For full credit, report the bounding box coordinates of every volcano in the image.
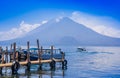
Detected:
[1,17,120,46]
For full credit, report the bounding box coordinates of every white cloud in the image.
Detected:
[0,20,47,41]
[55,16,63,22]
[41,20,48,24]
[70,11,120,38]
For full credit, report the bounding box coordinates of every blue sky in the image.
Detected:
[0,0,120,20]
[0,0,120,40]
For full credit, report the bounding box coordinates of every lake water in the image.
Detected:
[0,46,120,78]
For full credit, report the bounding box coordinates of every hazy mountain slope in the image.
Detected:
[0,17,120,46]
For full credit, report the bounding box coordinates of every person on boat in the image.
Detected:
[4,52,10,63]
[0,51,10,63]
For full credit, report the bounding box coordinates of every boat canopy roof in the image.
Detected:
[30,48,38,50]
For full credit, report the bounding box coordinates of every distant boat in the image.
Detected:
[77,47,86,52]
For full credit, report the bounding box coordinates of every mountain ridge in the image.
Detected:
[0,17,120,46]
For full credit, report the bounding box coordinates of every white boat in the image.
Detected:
[77,47,86,52]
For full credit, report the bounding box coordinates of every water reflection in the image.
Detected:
[0,66,66,78]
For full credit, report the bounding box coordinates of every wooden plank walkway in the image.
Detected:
[0,59,64,67]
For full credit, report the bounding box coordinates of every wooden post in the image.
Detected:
[61,52,67,69]
[62,52,65,61]
[37,39,40,61]
[0,46,2,53]
[50,46,56,69]
[5,46,8,73]
[37,39,42,70]
[0,46,2,74]
[51,46,54,60]
[27,41,30,62]
[0,46,1,61]
[10,44,12,62]
[10,44,12,52]
[0,47,2,57]
[13,43,16,61]
[26,41,31,71]
[40,46,43,60]
[0,67,2,75]
[6,46,8,63]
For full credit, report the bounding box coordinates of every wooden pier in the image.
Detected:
[0,39,67,74]
[0,59,64,67]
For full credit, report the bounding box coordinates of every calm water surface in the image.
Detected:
[0,46,120,78]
